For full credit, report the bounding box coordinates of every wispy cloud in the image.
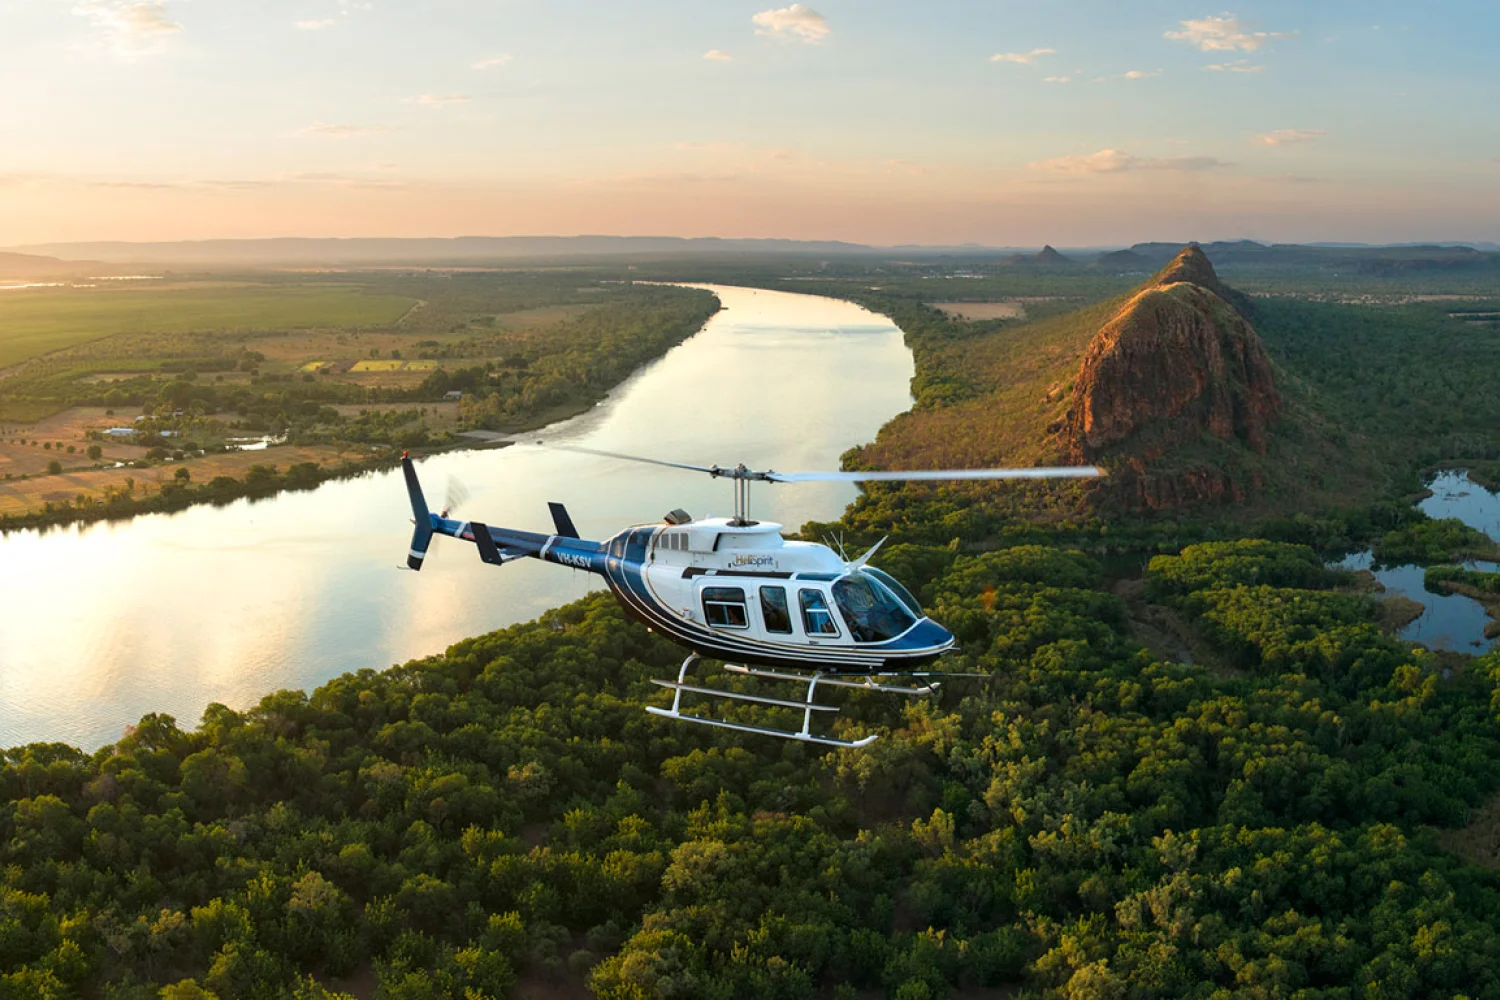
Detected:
[294,122,391,138]
[1205,58,1265,72]
[1093,69,1162,83]
[1166,14,1296,52]
[1043,76,1072,83]
[752,4,830,44]
[292,1,369,32]
[990,48,1055,64]
[703,49,734,62]
[472,54,512,69]
[72,0,182,54]
[1255,129,1327,146]
[405,95,469,106]
[1031,148,1227,174]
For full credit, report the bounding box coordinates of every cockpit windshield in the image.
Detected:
[832,571,918,643]
[864,567,924,617]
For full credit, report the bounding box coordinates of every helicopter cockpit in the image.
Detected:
[830,568,923,643]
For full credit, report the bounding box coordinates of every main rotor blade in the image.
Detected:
[538,443,724,477]
[765,466,1105,483]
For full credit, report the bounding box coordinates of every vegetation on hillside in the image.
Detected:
[6,533,1500,998]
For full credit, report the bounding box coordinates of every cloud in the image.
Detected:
[1205,58,1265,72]
[1031,148,1227,174]
[472,54,512,69]
[72,0,182,54]
[405,95,470,106]
[1043,76,1072,83]
[1255,129,1327,146]
[752,4,829,44]
[1166,14,1296,52]
[294,122,391,138]
[292,2,369,32]
[702,49,734,62]
[990,48,1055,64]
[1093,69,1162,82]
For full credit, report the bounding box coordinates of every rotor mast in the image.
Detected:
[707,463,764,526]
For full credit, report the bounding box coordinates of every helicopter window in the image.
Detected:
[759,586,793,634]
[799,589,840,636]
[702,587,749,629]
[833,572,917,643]
[864,567,925,617]
[609,535,627,559]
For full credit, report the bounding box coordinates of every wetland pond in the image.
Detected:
[0,286,915,749]
[1335,470,1500,654]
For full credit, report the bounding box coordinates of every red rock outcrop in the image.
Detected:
[1067,246,1281,505]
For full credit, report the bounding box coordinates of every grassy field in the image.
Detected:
[0,283,416,368]
[0,442,366,516]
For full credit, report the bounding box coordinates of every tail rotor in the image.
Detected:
[441,475,470,519]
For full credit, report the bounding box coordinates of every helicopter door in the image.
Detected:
[757,586,794,635]
[798,588,841,638]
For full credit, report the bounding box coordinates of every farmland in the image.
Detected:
[0,282,415,369]
[0,272,720,527]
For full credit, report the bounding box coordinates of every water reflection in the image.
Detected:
[1336,470,1500,654]
[0,286,915,750]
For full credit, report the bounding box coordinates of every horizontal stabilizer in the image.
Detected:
[469,522,505,565]
[467,522,529,566]
[548,502,580,539]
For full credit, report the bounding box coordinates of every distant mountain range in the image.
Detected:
[0,251,107,280]
[4,236,1497,268]
[5,236,916,266]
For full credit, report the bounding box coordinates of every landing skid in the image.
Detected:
[646,654,940,748]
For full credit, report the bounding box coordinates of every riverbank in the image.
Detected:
[0,280,720,533]
[0,301,721,534]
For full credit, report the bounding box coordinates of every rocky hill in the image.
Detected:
[851,244,1312,514]
[1064,246,1282,506]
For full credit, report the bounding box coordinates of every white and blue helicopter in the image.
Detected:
[401,447,1101,747]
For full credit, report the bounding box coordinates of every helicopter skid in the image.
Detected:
[645,707,877,748]
[723,664,940,696]
[648,653,941,748]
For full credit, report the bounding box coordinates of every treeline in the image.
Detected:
[422,287,719,431]
[6,533,1500,997]
[0,461,379,535]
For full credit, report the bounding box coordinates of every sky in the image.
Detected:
[1,0,1496,246]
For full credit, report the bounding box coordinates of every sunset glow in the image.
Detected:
[2,0,1496,245]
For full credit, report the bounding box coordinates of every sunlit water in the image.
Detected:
[1336,471,1500,653]
[0,286,914,749]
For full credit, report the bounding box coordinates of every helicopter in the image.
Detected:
[400,446,1102,747]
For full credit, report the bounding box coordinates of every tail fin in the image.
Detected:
[548,502,580,539]
[402,454,435,570]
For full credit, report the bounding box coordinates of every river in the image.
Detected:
[0,286,915,750]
